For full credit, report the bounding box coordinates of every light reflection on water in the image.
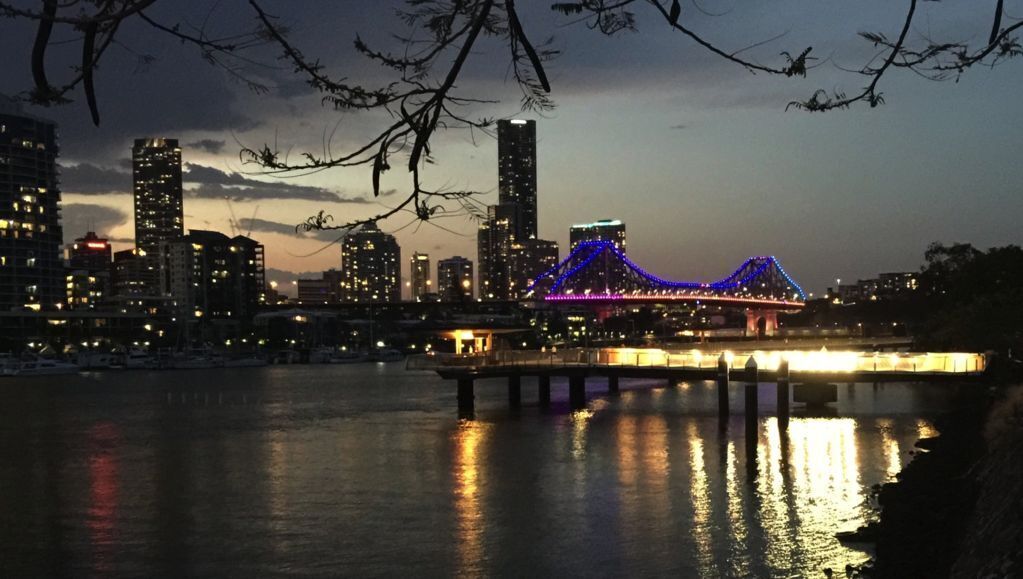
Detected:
[0,367,958,577]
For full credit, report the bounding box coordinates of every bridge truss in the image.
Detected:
[526,241,806,308]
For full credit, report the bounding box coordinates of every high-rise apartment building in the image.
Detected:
[159,229,265,320]
[0,96,64,311]
[509,239,559,298]
[568,219,628,293]
[410,252,431,301]
[340,222,401,303]
[132,138,183,255]
[569,219,627,252]
[437,256,473,302]
[66,231,113,310]
[497,119,537,241]
[478,204,517,300]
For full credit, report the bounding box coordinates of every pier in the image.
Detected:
[408,347,988,416]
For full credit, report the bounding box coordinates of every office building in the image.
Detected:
[0,96,64,311]
[437,256,474,301]
[339,222,401,303]
[569,219,627,252]
[132,138,183,254]
[410,252,431,301]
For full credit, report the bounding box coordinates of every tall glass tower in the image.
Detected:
[132,138,183,254]
[497,119,537,241]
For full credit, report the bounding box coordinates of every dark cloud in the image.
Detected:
[240,217,347,242]
[61,203,129,240]
[185,139,228,154]
[184,163,379,203]
[669,124,688,130]
[59,163,131,195]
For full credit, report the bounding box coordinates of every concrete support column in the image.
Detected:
[508,375,521,408]
[717,354,730,420]
[744,356,759,434]
[608,374,620,394]
[457,377,474,412]
[569,375,586,410]
[777,360,790,426]
[538,375,551,407]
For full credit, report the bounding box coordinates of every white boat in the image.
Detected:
[329,350,368,364]
[308,347,334,364]
[172,355,225,370]
[77,351,118,370]
[368,348,405,363]
[121,347,157,369]
[8,355,80,376]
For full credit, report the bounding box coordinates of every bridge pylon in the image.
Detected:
[745,309,779,339]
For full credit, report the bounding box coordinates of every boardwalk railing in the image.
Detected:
[407,347,987,375]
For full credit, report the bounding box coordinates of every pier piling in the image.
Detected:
[569,375,586,409]
[457,377,475,412]
[777,360,790,426]
[508,375,521,408]
[717,354,730,419]
[538,375,551,406]
[744,356,759,433]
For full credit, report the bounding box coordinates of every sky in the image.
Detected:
[2,0,1022,296]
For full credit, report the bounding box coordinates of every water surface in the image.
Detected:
[0,364,954,577]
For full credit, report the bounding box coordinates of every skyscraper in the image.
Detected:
[497,119,537,241]
[569,219,628,293]
[437,256,473,301]
[340,222,401,303]
[132,138,183,255]
[478,204,517,300]
[0,96,63,311]
[410,251,431,301]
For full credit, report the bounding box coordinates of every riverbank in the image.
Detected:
[858,384,1023,578]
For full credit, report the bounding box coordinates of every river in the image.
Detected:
[0,363,959,577]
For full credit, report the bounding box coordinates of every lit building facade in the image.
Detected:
[569,219,628,293]
[410,252,431,301]
[132,138,183,255]
[478,203,517,300]
[437,256,474,301]
[497,119,537,241]
[112,248,159,300]
[0,97,64,311]
[509,239,559,298]
[159,230,266,320]
[340,222,401,303]
[66,231,113,310]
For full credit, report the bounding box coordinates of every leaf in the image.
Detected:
[669,0,682,25]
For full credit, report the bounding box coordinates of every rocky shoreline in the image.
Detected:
[843,384,1023,578]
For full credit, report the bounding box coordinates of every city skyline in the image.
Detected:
[1,1,1021,296]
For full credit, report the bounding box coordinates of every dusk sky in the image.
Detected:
[3,0,1021,296]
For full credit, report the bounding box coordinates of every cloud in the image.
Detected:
[185,139,227,154]
[669,123,688,130]
[184,162,380,203]
[239,217,347,242]
[61,203,130,240]
[59,163,131,195]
